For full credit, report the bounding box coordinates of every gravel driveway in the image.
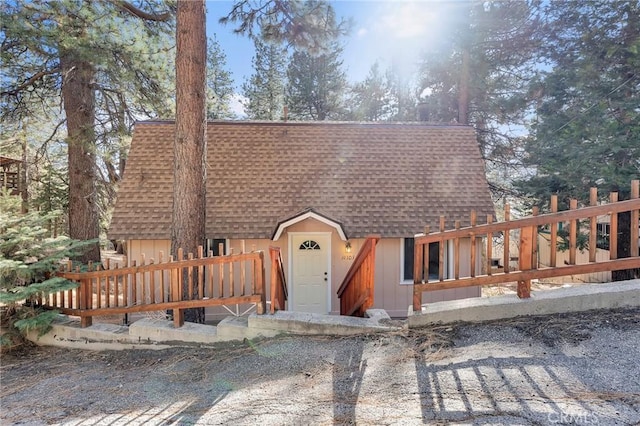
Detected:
[2,308,639,425]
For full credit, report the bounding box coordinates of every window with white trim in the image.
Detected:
[299,240,321,250]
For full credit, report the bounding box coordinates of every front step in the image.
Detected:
[216,316,281,340]
[248,309,399,336]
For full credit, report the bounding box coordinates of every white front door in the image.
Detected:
[291,234,330,314]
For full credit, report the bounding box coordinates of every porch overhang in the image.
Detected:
[271,209,348,241]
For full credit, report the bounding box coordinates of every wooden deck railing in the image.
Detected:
[1,171,18,194]
[269,246,288,313]
[44,246,267,328]
[413,180,640,312]
[337,235,380,317]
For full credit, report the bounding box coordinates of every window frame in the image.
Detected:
[400,237,448,285]
[204,238,228,256]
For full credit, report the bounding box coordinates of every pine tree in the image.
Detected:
[242,37,287,120]
[220,0,350,54]
[206,34,236,119]
[386,63,418,122]
[418,0,542,196]
[172,0,207,323]
[516,0,639,280]
[0,193,88,349]
[286,42,348,120]
[348,62,392,121]
[1,1,175,263]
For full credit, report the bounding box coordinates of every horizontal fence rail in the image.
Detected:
[42,245,267,327]
[413,180,640,312]
[337,235,380,317]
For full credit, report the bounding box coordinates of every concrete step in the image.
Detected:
[216,316,280,340]
[248,309,400,336]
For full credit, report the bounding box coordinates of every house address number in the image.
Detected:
[341,255,355,261]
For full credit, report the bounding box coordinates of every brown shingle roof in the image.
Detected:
[108,121,494,240]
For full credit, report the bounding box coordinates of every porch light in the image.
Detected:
[345,241,352,253]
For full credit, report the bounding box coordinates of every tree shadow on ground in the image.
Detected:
[332,338,366,425]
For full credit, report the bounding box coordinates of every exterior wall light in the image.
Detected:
[345,241,352,253]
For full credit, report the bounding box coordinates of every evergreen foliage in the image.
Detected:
[286,41,348,120]
[221,0,351,54]
[515,0,639,280]
[517,0,639,205]
[206,34,236,119]
[242,37,287,120]
[347,62,392,121]
[1,0,175,262]
[0,193,89,348]
[418,0,542,196]
[386,64,418,122]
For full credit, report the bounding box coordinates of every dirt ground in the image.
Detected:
[2,307,639,425]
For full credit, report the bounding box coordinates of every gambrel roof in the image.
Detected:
[108,120,494,240]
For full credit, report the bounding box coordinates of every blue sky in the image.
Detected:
[206,1,456,92]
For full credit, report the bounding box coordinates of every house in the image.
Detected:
[0,156,21,196]
[108,120,495,318]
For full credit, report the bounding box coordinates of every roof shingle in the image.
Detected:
[108,121,495,240]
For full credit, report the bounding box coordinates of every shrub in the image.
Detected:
[0,192,90,350]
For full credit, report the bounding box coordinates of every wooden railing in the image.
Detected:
[44,246,267,328]
[337,235,380,317]
[269,246,288,313]
[1,171,18,194]
[413,180,640,312]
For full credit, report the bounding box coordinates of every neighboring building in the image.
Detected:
[0,155,21,196]
[108,121,494,318]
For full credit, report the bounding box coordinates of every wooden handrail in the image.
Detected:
[337,235,380,317]
[269,246,287,314]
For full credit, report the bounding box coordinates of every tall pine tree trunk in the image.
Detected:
[172,0,207,323]
[60,53,101,263]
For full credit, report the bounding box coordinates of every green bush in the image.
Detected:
[0,192,90,349]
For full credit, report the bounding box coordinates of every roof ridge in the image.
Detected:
[134,119,472,129]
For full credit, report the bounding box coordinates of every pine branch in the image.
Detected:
[114,0,172,22]
[1,68,60,97]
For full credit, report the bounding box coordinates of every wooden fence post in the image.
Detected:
[80,279,92,327]
[257,251,266,314]
[589,188,598,263]
[413,241,424,312]
[550,195,558,267]
[518,225,534,299]
[171,257,184,327]
[504,204,511,273]
[270,248,279,314]
[631,180,639,258]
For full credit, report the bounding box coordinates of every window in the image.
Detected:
[205,238,227,256]
[596,223,610,250]
[402,238,415,281]
[299,240,321,250]
[401,238,440,283]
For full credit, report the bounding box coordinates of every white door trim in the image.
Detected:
[288,232,332,313]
